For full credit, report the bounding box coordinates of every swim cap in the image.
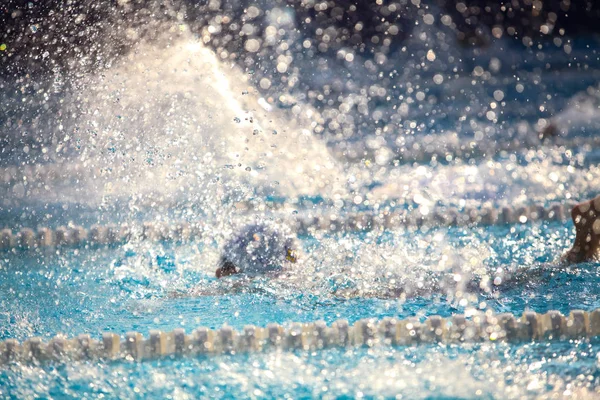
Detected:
[219,221,299,275]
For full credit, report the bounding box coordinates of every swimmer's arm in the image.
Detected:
[562,196,600,264]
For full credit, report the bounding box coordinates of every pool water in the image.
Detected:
[1,221,600,398]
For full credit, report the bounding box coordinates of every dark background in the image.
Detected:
[2,0,599,79]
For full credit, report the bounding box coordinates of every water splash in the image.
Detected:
[41,29,347,214]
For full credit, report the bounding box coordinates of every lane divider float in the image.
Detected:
[0,202,574,251]
[0,309,597,365]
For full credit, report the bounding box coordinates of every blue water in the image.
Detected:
[1,221,600,397]
[0,222,586,339]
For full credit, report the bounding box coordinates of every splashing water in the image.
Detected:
[2,0,600,397]
[14,30,346,213]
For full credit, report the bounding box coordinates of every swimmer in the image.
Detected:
[564,194,600,263]
[213,195,600,283]
[215,221,299,278]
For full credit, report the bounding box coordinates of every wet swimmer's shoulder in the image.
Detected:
[563,194,600,264]
[215,222,300,278]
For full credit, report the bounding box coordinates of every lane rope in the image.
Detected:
[0,309,597,365]
[0,202,574,251]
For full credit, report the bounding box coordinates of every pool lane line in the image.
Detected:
[0,201,574,252]
[0,309,597,365]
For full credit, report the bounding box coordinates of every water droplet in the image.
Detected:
[260,78,271,89]
[244,38,260,53]
[426,49,436,62]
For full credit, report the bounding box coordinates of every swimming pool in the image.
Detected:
[1,215,600,398]
[3,0,600,398]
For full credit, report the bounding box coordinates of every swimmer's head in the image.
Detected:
[215,221,299,278]
[215,259,238,278]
